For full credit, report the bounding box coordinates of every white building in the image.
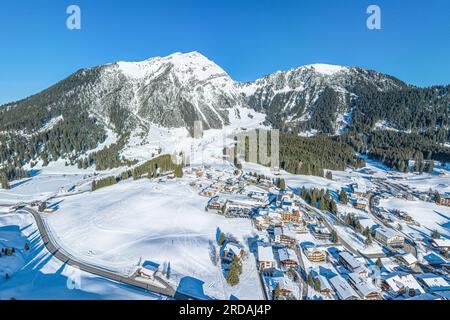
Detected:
[138,261,160,279]
[348,273,380,300]
[329,275,359,300]
[383,274,425,296]
[339,252,362,271]
[375,228,405,247]
[277,248,299,268]
[257,246,276,270]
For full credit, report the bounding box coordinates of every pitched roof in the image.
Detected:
[277,248,299,264]
[257,246,275,263]
[348,273,380,298]
[142,260,160,272]
[399,253,418,265]
[431,238,450,247]
[339,251,362,270]
[384,274,425,294]
[329,275,359,300]
[415,274,450,292]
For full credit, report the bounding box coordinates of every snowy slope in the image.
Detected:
[44,177,264,300]
[0,211,164,300]
[238,64,406,134]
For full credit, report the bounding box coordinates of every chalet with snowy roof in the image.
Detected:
[353,198,368,211]
[206,196,223,211]
[422,252,447,267]
[138,260,160,279]
[339,252,363,272]
[440,193,450,207]
[329,275,359,300]
[415,274,450,293]
[429,238,450,251]
[351,182,368,197]
[311,225,331,240]
[396,253,418,267]
[281,197,294,210]
[273,227,296,246]
[270,276,297,298]
[277,248,299,268]
[378,257,400,273]
[254,216,271,231]
[317,275,333,296]
[257,245,276,270]
[348,273,381,300]
[303,246,327,262]
[382,273,425,297]
[375,228,405,247]
[220,242,244,262]
[405,293,442,300]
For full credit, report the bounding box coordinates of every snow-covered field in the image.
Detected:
[0,121,449,300]
[0,171,87,205]
[380,198,450,239]
[44,177,264,300]
[0,211,164,300]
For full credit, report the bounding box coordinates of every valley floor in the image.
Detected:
[0,152,449,300]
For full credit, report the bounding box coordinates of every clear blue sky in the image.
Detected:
[0,0,449,104]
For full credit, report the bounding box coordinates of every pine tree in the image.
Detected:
[319,196,327,210]
[273,283,281,300]
[331,230,339,243]
[431,229,441,239]
[0,174,9,190]
[364,235,373,247]
[218,233,226,246]
[307,272,314,287]
[232,255,243,275]
[435,192,442,205]
[175,165,183,178]
[166,262,171,280]
[314,278,321,292]
[427,160,435,173]
[363,227,371,238]
[279,179,286,190]
[227,256,241,286]
[330,200,338,215]
[376,258,383,270]
[339,189,348,204]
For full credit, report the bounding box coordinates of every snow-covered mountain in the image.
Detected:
[238,64,408,134]
[1,52,255,134]
[106,51,250,129]
[0,51,448,175]
[1,52,410,136]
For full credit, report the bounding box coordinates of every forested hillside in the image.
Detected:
[0,110,106,180]
[235,130,365,177]
[345,130,450,172]
[351,85,449,139]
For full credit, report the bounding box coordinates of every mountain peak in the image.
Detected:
[304,63,348,76]
[114,51,228,84]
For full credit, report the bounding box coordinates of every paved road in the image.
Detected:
[302,201,387,259]
[20,206,189,300]
[294,247,309,300]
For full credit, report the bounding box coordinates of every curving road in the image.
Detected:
[20,206,185,300]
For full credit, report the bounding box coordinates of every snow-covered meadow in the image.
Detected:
[0,210,164,300]
[44,177,264,300]
[380,198,450,239]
